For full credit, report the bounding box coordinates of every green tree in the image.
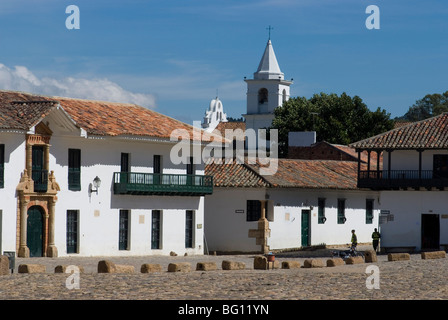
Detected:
[402,91,448,121]
[271,92,394,157]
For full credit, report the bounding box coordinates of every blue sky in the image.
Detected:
[0,0,447,124]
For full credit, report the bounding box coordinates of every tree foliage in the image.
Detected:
[271,92,394,157]
[401,91,448,121]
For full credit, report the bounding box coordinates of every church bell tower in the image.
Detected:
[243,34,293,135]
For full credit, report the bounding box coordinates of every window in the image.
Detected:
[120,153,130,184]
[247,200,261,221]
[187,157,195,185]
[187,156,194,175]
[337,199,346,224]
[246,200,270,221]
[318,198,326,224]
[66,210,79,254]
[433,155,448,178]
[151,210,161,249]
[258,88,268,104]
[185,210,194,248]
[32,146,47,192]
[0,144,4,188]
[366,199,374,224]
[154,155,161,184]
[119,210,129,250]
[153,155,161,174]
[68,149,81,191]
[121,153,130,172]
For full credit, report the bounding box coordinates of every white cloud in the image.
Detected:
[0,63,156,109]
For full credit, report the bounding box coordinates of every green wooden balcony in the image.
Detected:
[113,172,213,196]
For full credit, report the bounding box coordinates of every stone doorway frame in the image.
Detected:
[16,131,60,258]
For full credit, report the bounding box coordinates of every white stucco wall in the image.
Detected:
[0,132,26,254]
[48,135,205,257]
[204,188,266,253]
[378,190,448,251]
[384,149,448,171]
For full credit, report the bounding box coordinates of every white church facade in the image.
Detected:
[202,96,228,132]
[0,90,219,258]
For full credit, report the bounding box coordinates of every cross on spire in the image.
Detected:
[266,25,273,40]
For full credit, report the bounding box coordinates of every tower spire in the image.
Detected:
[254,36,283,80]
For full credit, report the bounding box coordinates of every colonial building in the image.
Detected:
[204,158,380,253]
[350,112,448,252]
[0,90,219,258]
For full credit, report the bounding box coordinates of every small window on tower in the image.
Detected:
[258,88,268,104]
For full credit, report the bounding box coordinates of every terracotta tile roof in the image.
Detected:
[330,144,382,169]
[0,91,55,130]
[0,90,224,143]
[206,158,367,190]
[350,112,448,150]
[252,159,360,190]
[393,120,414,129]
[205,158,270,188]
[289,140,379,163]
[213,121,246,141]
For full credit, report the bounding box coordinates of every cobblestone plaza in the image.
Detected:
[1,250,447,300]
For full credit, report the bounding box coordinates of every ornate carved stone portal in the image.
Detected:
[16,129,60,258]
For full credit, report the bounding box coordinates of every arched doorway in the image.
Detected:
[27,206,44,257]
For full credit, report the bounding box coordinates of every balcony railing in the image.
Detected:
[358,170,448,189]
[113,172,213,196]
[32,169,48,192]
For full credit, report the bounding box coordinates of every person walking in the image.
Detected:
[372,228,381,253]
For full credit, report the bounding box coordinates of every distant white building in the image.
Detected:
[202,97,228,132]
[205,158,379,253]
[0,90,220,258]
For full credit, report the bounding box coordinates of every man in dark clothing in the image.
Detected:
[372,228,381,252]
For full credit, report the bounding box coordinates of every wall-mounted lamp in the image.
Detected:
[89,176,102,195]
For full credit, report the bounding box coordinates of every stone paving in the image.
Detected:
[1,247,448,300]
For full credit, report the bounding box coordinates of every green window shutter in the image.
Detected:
[366,199,374,224]
[68,149,81,191]
[337,199,346,224]
[318,198,326,224]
